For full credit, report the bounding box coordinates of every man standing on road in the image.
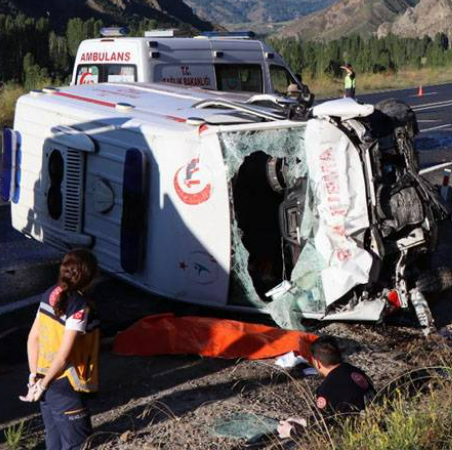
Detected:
[341,63,356,99]
[278,336,375,438]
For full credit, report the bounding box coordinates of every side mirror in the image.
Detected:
[295,73,302,83]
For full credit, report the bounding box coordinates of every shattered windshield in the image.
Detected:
[219,126,327,329]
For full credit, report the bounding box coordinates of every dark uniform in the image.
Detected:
[316,363,375,416]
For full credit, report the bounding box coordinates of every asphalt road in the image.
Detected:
[359,82,452,134]
[357,83,452,174]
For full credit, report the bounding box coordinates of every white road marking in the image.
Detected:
[418,119,441,123]
[413,100,452,112]
[413,99,452,109]
[416,103,452,112]
[420,161,452,175]
[420,124,452,133]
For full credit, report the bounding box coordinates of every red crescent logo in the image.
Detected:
[80,72,94,85]
[173,159,212,205]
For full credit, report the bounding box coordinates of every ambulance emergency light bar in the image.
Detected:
[100,27,129,37]
[144,29,184,38]
[199,31,256,39]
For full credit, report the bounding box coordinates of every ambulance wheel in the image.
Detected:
[416,267,452,294]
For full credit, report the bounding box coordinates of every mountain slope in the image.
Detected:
[0,0,213,31]
[378,0,452,39]
[183,0,338,25]
[280,0,418,40]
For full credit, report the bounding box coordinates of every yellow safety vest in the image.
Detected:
[37,289,100,393]
[345,72,356,89]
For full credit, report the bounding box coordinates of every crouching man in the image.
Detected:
[278,336,375,438]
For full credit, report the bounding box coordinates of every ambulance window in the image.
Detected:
[76,65,101,84]
[106,65,136,83]
[270,65,298,95]
[215,64,262,93]
[75,64,137,84]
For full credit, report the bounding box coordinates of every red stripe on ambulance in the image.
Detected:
[54,92,187,123]
[55,92,116,108]
[165,115,187,123]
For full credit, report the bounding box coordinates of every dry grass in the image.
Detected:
[7,341,452,450]
[254,368,452,450]
[305,67,452,99]
[279,344,452,450]
[337,383,452,450]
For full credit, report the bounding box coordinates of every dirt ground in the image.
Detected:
[2,273,452,450]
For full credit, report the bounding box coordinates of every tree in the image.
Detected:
[23,53,50,91]
[66,18,86,58]
[49,32,69,73]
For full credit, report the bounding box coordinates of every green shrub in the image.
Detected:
[0,82,26,128]
[4,420,25,450]
[289,368,452,450]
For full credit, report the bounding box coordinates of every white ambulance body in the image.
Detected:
[72,32,301,95]
[5,81,445,330]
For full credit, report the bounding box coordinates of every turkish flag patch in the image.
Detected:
[316,396,327,409]
[73,310,85,321]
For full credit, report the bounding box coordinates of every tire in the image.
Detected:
[416,267,452,294]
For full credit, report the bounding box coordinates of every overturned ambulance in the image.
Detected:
[2,83,449,332]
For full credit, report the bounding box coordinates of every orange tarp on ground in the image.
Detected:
[113,313,318,361]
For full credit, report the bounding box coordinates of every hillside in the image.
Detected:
[0,0,213,31]
[280,0,419,40]
[183,0,337,25]
[378,0,452,39]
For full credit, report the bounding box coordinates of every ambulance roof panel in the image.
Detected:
[79,37,268,51]
[20,83,284,132]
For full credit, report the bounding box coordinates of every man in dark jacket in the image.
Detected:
[311,336,375,415]
[278,336,375,438]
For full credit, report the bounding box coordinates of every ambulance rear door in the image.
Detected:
[72,39,142,85]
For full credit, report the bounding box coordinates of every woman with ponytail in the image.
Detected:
[21,249,100,450]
